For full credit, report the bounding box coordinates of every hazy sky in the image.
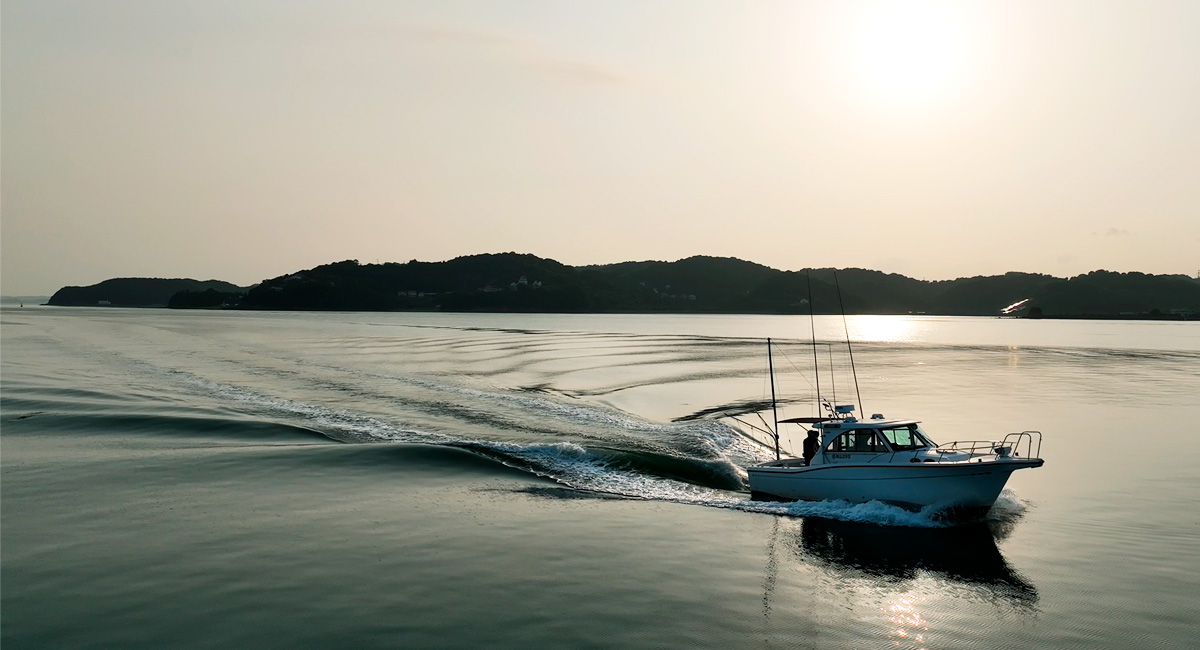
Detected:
[3,0,1198,294]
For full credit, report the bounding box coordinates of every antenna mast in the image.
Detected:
[767,338,780,461]
[833,271,864,415]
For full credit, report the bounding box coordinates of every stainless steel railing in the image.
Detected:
[934,431,1042,461]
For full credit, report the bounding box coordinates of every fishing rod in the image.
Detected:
[767,338,780,461]
[833,270,864,416]
[805,270,821,416]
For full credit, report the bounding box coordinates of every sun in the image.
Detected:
[844,2,973,109]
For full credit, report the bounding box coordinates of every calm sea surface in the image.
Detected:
[3,308,1198,649]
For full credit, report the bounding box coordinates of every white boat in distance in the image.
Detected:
[747,410,1044,516]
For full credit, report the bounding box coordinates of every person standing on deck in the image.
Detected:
[803,430,820,466]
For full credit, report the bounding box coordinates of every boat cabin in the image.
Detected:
[814,417,936,460]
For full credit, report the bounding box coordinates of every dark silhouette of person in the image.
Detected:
[803,430,820,466]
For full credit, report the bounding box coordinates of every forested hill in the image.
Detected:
[226,254,1200,317]
[43,255,1200,316]
[47,278,245,307]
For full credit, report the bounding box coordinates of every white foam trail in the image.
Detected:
[744,499,948,527]
[987,489,1029,520]
[168,370,454,445]
[357,365,766,461]
[288,357,767,458]
[229,355,769,472]
[495,440,945,528]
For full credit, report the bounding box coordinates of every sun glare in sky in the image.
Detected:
[842,2,973,109]
[2,1,1198,294]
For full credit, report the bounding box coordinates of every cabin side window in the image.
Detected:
[826,429,885,453]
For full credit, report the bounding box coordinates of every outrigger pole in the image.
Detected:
[767,338,781,461]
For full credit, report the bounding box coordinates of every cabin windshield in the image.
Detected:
[877,425,932,451]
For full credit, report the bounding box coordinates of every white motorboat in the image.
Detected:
[744,273,1045,516]
[747,410,1044,515]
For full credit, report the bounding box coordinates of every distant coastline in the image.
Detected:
[44,279,244,309]
[0,295,51,306]
[40,253,1200,320]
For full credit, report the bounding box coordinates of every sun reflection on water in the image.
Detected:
[885,593,930,649]
[847,315,923,344]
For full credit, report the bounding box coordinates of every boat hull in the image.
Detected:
[747,458,1044,512]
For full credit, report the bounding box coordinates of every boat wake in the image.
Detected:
[157,368,1025,529]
